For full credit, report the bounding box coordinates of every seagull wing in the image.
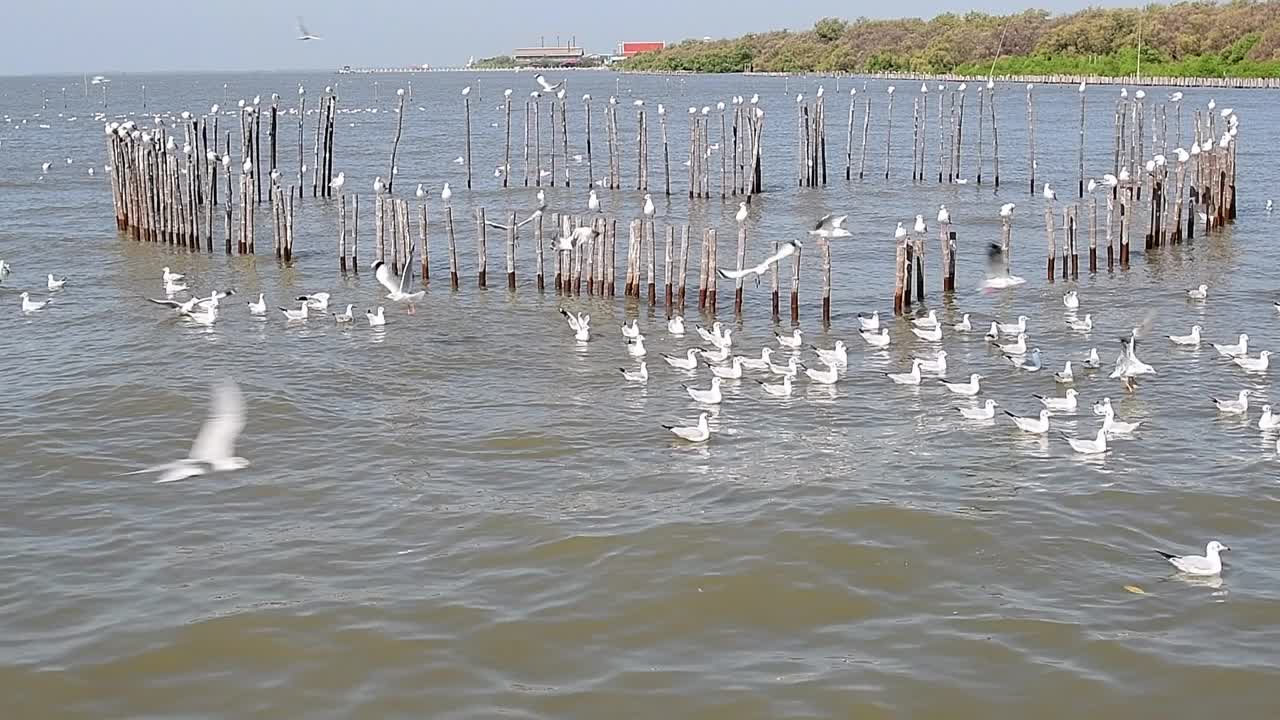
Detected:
[374,261,401,295]
[188,379,245,463]
[760,242,796,268]
[399,245,415,292]
[145,297,183,308]
[812,213,832,232]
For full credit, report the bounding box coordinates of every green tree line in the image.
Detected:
[623,2,1280,77]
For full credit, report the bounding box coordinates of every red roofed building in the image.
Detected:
[619,41,665,57]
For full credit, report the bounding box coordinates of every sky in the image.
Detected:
[0,0,1137,75]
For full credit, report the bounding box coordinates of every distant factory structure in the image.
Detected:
[618,41,666,57]
[505,36,666,67]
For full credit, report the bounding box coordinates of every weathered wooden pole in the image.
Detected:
[789,239,801,325]
[387,89,406,193]
[646,219,657,305]
[821,238,832,325]
[445,205,459,290]
[659,105,671,195]
[845,89,856,181]
[503,91,512,188]
[977,81,986,185]
[733,225,747,314]
[584,96,594,188]
[990,81,1001,189]
[859,86,871,181]
[664,225,675,313]
[1078,82,1086,198]
[884,86,895,180]
[677,224,689,309]
[506,210,517,289]
[893,236,906,316]
[463,89,473,189]
[1027,84,1036,196]
[534,211,545,291]
[697,227,709,309]
[419,201,429,283]
[1044,206,1056,281]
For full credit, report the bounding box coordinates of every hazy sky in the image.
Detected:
[1,1,1133,75]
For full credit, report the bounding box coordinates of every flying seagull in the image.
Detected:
[125,379,250,484]
[372,248,425,302]
[296,16,322,41]
[717,239,801,287]
[808,213,851,239]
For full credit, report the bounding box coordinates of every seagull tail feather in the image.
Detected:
[1154,550,1178,560]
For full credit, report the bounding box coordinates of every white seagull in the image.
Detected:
[279,302,309,321]
[775,329,803,348]
[1007,408,1051,435]
[1212,390,1250,415]
[1156,541,1229,577]
[1258,405,1280,432]
[246,293,267,316]
[366,306,387,327]
[126,379,249,483]
[1068,314,1094,332]
[738,347,774,370]
[333,304,354,323]
[296,292,330,311]
[46,274,67,291]
[802,361,839,385]
[808,214,851,239]
[887,359,923,386]
[1213,333,1249,358]
[19,292,50,313]
[1168,325,1201,346]
[441,183,452,202]
[960,399,998,420]
[684,377,724,405]
[1187,284,1208,300]
[758,375,794,398]
[560,309,591,342]
[858,311,880,331]
[708,356,744,380]
[912,325,943,342]
[735,202,749,224]
[620,361,649,383]
[1233,350,1272,373]
[941,374,983,396]
[1064,427,1108,455]
[296,16,322,41]
[860,328,891,348]
[1054,361,1075,384]
[662,348,700,370]
[667,315,686,336]
[954,313,972,332]
[664,412,710,442]
[717,239,801,287]
[1063,290,1079,309]
[1035,389,1079,413]
[911,309,939,330]
[812,341,848,367]
[620,319,641,339]
[372,255,425,302]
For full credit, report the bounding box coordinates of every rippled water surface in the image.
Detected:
[2,70,1280,718]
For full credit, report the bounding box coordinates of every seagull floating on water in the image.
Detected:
[911,310,939,330]
[296,292,330,311]
[953,313,972,332]
[1156,541,1229,576]
[758,375,794,398]
[802,361,839,385]
[1035,389,1079,413]
[1212,390,1250,415]
[20,292,50,313]
[667,315,685,336]
[46,274,67,291]
[707,356,743,380]
[664,412,710,442]
[960,399,998,420]
[620,361,649,383]
[1007,408,1051,435]
[1213,333,1249,358]
[887,359,923,385]
[685,377,723,405]
[1233,350,1272,373]
[1063,427,1108,455]
[1258,405,1280,431]
[860,328,891,348]
[858,311,880,331]
[1186,284,1208,300]
[279,302,309,321]
[366,306,386,327]
[1168,325,1202,346]
[812,341,848,367]
[1063,291,1079,310]
[662,348,700,370]
[332,304,354,323]
[560,308,590,342]
[776,329,803,349]
[1054,361,1075,384]
[941,373,983,396]
[247,293,267,316]
[620,319,641,339]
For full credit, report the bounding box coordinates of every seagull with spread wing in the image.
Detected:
[125,379,250,484]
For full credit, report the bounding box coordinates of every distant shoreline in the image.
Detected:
[616,69,1280,90]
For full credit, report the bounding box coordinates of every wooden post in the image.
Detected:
[646,219,657,305]
[677,225,690,310]
[664,225,675,314]
[990,83,1000,189]
[1000,213,1013,275]
[771,239,781,321]
[884,87,895,180]
[534,211,545,291]
[789,239,801,324]
[338,194,347,272]
[445,206,459,290]
[1068,206,1078,279]
[845,90,856,181]
[387,90,406,193]
[502,94,512,188]
[1089,196,1098,272]
[419,202,429,283]
[584,97,594,188]
[507,211,517,289]
[1027,84,1036,196]
[893,237,906,315]
[914,231,925,301]
[903,235,914,308]
[660,107,671,195]
[977,82,985,184]
[1106,192,1115,270]
[733,226,747,314]
[697,228,709,309]
[1044,206,1055,281]
[707,228,718,314]
[821,238,831,325]
[1078,84,1086,197]
[352,194,359,272]
[859,88,870,181]
[464,93,473,189]
[955,86,965,181]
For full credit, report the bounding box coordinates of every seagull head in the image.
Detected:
[1207,540,1230,554]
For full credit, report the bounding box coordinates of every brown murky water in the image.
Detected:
[2,71,1279,718]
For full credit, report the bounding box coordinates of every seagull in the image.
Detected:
[887,359,923,386]
[662,349,700,370]
[1009,348,1043,372]
[626,335,647,357]
[803,361,839,385]
[985,322,1000,340]
[914,350,947,375]
[1064,427,1108,455]
[560,308,591,342]
[1054,361,1075,384]
[1100,405,1143,435]
[1087,178,1097,193]
[1155,541,1229,576]
[708,356,743,380]
[894,222,907,241]
[1233,350,1272,373]
[642,194,655,218]
[996,333,1028,356]
[46,274,67,291]
[588,189,600,213]
[1213,333,1249,358]
[1007,408,1051,435]
[996,315,1029,335]
[1169,91,1183,102]
[296,16,322,41]
[1083,348,1102,369]
[161,267,184,283]
[620,361,649,383]
[1212,390,1250,415]
[415,184,425,199]
[960,399,998,420]
[1035,389,1079,413]
[332,304,354,323]
[535,74,564,93]
[685,377,723,405]
[812,341,848,367]
[858,311,880,331]
[279,302,309,321]
[667,315,686,336]
[769,356,801,378]
[441,183,452,202]
[163,279,188,296]
[738,347,774,370]
[125,379,249,483]
[758,375,794,398]
[1063,290,1079,309]
[860,328,891,348]
[941,374,983,396]
[696,323,724,344]
[1068,314,1094,332]
[937,204,950,224]
[911,310,940,330]
[372,253,425,303]
[19,292,50,312]
[373,176,385,194]
[296,292,330,311]
[735,202,749,224]
[620,319,641,339]
[1168,325,1202,346]
[1000,202,1016,217]
[808,214,851,239]
[246,293,267,316]
[663,412,710,443]
[1187,284,1208,300]
[552,225,599,253]
[1043,183,1057,201]
[717,239,801,287]
[366,306,387,327]
[329,172,345,191]
[1259,405,1280,431]
[181,305,218,326]
[700,345,731,363]
[912,325,942,342]
[953,313,972,332]
[775,329,803,348]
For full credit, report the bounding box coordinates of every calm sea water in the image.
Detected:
[2,69,1279,718]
